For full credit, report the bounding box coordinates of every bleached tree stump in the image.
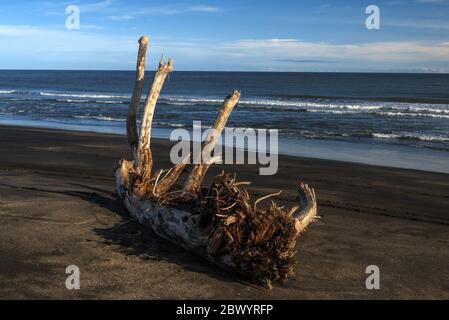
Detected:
[114,36,318,289]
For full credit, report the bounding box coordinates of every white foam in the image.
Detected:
[57,99,90,103]
[40,92,130,99]
[378,112,449,119]
[74,115,125,122]
[156,122,185,128]
[160,96,449,118]
[372,132,449,142]
[17,92,449,119]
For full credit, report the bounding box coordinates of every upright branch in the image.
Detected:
[155,90,240,197]
[136,58,174,183]
[127,36,149,159]
[183,90,241,197]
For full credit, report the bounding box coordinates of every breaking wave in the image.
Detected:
[73,115,126,122]
[40,91,130,99]
[371,132,449,142]
[0,90,446,120]
[2,89,448,149]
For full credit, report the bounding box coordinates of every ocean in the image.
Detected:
[1,70,448,172]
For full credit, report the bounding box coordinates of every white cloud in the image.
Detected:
[417,0,449,4]
[0,25,448,71]
[417,66,449,73]
[0,25,136,69]
[187,5,220,12]
[215,38,449,63]
[385,20,449,30]
[120,4,221,16]
[80,0,113,13]
[108,15,134,21]
[0,25,131,51]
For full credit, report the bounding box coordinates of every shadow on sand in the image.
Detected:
[0,181,258,288]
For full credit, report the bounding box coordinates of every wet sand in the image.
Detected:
[0,125,448,299]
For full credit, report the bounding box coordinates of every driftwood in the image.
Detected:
[115,36,318,289]
[127,36,148,158]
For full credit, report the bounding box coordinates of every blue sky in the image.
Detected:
[0,0,448,72]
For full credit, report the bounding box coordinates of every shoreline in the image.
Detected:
[0,125,448,298]
[1,120,448,175]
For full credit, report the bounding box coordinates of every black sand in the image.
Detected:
[0,125,448,299]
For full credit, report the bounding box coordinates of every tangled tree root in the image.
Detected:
[199,172,299,287]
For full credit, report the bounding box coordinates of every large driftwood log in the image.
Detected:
[115,36,318,289]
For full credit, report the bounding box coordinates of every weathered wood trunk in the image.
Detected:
[127,36,148,159]
[136,58,173,184]
[114,36,318,289]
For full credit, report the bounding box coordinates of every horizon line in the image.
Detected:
[0,68,448,75]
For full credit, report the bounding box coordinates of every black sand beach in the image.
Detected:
[0,125,448,299]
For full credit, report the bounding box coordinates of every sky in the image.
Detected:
[0,0,448,72]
